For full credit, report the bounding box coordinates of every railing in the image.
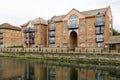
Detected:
[0,31,3,34]
[24,35,29,39]
[68,24,78,29]
[95,30,104,35]
[95,38,104,43]
[24,28,35,33]
[49,33,55,37]
[29,34,35,39]
[0,40,3,44]
[25,41,29,44]
[94,21,105,27]
[49,40,55,44]
[0,36,3,39]
[49,27,55,31]
[29,40,34,44]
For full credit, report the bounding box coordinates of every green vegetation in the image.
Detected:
[0,54,120,66]
[113,29,120,35]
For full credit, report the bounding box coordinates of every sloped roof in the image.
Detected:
[50,7,108,21]
[50,15,66,22]
[0,23,21,31]
[21,17,48,27]
[105,36,120,44]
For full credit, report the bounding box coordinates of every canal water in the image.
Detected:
[0,58,120,80]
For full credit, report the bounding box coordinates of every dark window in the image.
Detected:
[109,44,116,50]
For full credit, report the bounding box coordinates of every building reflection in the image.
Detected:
[0,58,120,80]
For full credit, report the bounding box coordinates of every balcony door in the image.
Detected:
[70,31,77,49]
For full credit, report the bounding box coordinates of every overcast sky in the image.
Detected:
[0,0,120,31]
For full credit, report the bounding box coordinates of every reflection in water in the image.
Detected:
[0,58,120,80]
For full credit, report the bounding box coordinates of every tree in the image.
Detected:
[113,29,120,35]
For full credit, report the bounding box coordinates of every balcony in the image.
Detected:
[24,28,35,33]
[49,40,55,44]
[29,34,35,39]
[95,30,104,35]
[0,31,3,34]
[49,27,55,31]
[49,33,55,37]
[0,41,3,44]
[68,24,78,29]
[29,40,34,44]
[95,38,104,43]
[24,35,29,39]
[0,36,3,39]
[25,41,29,44]
[94,21,105,27]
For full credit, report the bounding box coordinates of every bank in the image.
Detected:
[0,52,120,66]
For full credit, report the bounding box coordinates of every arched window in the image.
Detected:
[69,14,78,25]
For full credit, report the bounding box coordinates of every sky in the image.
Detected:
[0,0,120,31]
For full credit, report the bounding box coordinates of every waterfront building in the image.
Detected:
[48,6,113,50]
[21,17,48,48]
[0,23,21,48]
[21,6,113,50]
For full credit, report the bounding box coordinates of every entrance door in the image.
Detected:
[70,31,77,49]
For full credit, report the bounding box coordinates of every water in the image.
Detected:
[0,58,120,80]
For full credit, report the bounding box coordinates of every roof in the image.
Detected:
[21,17,48,27]
[50,7,108,21]
[50,15,66,22]
[0,23,21,31]
[105,36,120,44]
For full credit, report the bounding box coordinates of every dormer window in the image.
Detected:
[96,12,103,22]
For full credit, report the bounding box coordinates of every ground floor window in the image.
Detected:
[97,43,103,48]
[109,44,116,50]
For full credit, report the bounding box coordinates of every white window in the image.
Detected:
[88,27,92,31]
[64,23,67,27]
[96,35,103,40]
[69,14,78,26]
[80,35,84,40]
[80,21,85,25]
[63,30,67,33]
[79,43,86,47]
[97,43,103,48]
[88,35,92,39]
[80,28,85,32]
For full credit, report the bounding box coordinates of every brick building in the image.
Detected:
[0,23,22,48]
[21,17,48,48]
[22,6,113,49]
[48,6,113,50]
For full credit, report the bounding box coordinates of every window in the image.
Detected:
[63,30,67,33]
[80,28,85,32]
[79,43,86,47]
[109,44,116,50]
[96,35,103,40]
[63,43,68,47]
[80,35,84,40]
[64,23,67,27]
[97,43,103,48]
[80,20,85,25]
[96,16,103,22]
[88,35,92,39]
[64,37,67,40]
[88,27,92,31]
[87,43,93,47]
[69,14,78,25]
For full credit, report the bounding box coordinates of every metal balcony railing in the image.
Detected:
[94,21,105,27]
